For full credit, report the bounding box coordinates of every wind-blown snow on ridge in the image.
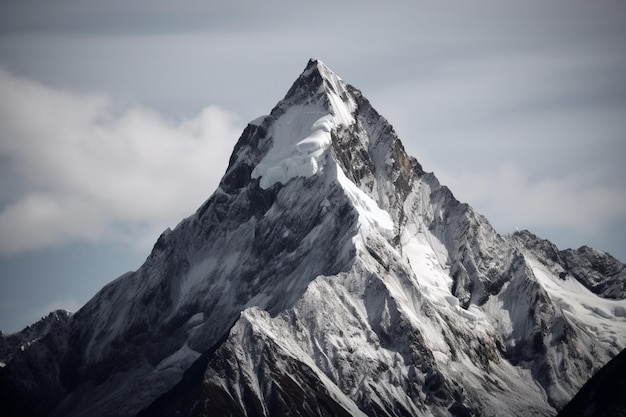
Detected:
[251,60,355,190]
[1,58,625,417]
[251,110,333,189]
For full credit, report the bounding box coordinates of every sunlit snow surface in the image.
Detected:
[336,166,394,232]
[526,256,626,347]
[252,61,355,190]
[251,108,333,189]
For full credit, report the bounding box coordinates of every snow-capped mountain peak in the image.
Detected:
[2,59,625,417]
[249,60,355,190]
[282,58,355,116]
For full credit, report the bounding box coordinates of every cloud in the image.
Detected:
[0,68,243,255]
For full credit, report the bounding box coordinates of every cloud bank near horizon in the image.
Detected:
[0,68,241,255]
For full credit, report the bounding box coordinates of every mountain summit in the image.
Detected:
[2,59,626,417]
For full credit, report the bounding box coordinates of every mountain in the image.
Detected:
[2,59,626,417]
[556,347,626,417]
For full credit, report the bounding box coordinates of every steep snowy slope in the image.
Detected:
[1,59,625,417]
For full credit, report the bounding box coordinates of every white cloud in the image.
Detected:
[0,68,243,255]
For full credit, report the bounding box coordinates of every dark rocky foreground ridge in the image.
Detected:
[556,348,626,417]
[1,59,625,417]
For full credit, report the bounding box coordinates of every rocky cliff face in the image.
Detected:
[1,59,625,417]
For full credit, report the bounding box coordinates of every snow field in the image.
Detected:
[252,60,356,191]
[251,107,332,189]
[526,255,626,348]
[401,228,483,326]
[154,342,200,372]
[336,166,394,232]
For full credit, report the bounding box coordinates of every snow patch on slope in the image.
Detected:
[401,228,484,326]
[251,60,355,190]
[252,108,333,189]
[336,166,393,232]
[402,231,452,299]
[155,342,200,372]
[526,256,626,348]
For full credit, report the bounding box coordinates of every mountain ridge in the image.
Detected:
[1,59,625,417]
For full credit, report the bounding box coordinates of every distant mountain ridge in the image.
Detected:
[1,59,625,417]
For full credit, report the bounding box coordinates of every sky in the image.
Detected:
[1,1,625,333]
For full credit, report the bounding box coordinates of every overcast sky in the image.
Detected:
[1,1,625,333]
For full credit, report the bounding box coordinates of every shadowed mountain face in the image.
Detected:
[556,348,626,417]
[2,59,625,417]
